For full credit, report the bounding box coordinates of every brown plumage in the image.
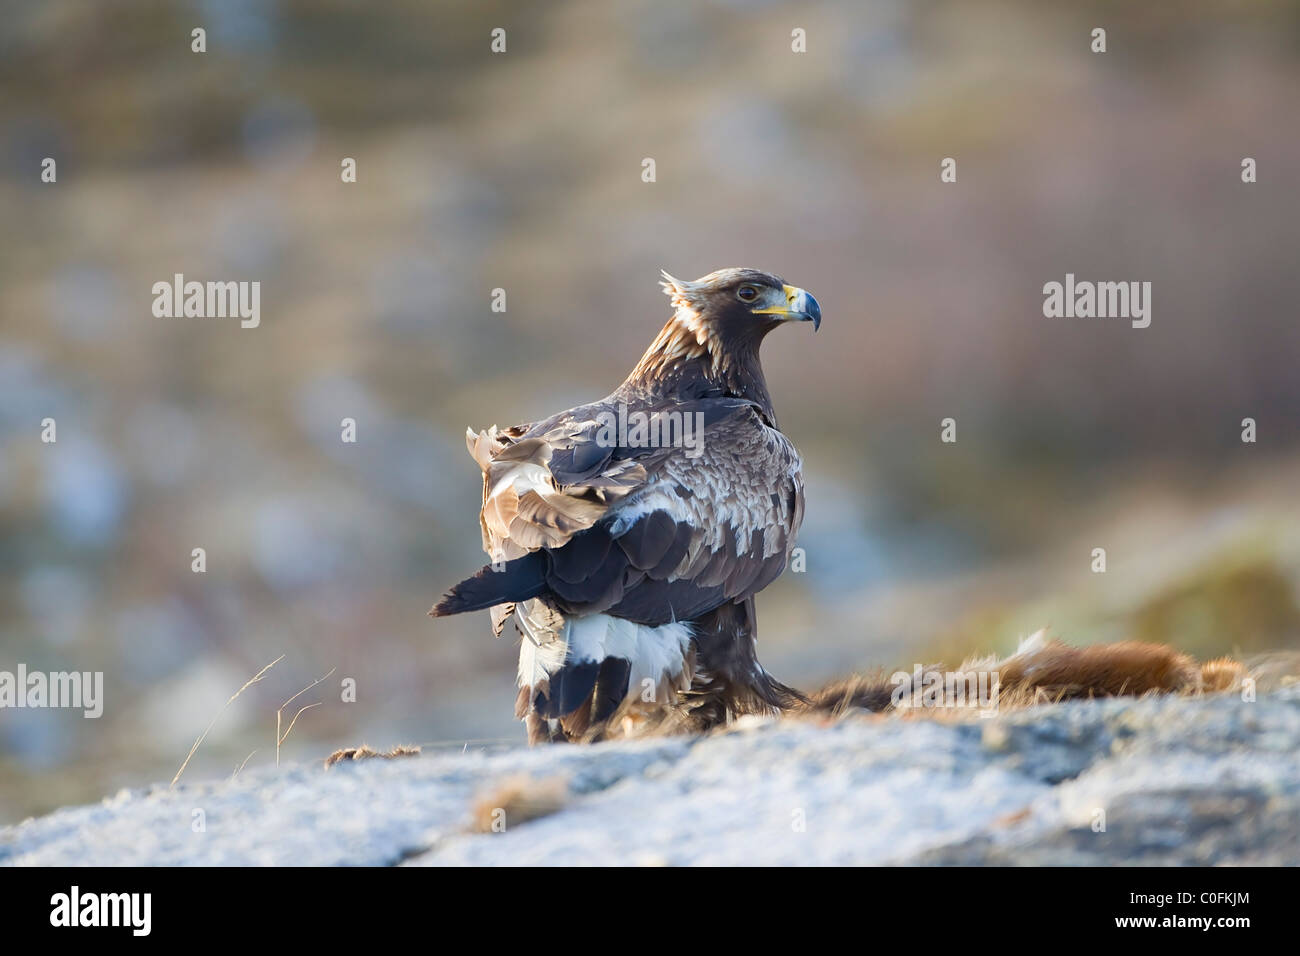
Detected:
[431,268,821,742]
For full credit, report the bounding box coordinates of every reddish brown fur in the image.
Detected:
[992,639,1201,700]
[323,744,421,768]
[805,666,944,716]
[802,635,1268,718]
[469,775,569,833]
[1200,657,1249,692]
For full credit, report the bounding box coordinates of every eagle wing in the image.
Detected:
[455,397,804,626]
[466,412,647,564]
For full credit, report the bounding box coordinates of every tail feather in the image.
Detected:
[429,552,547,617]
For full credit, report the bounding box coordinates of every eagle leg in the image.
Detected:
[683,598,806,731]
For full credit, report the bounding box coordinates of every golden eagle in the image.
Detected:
[431,268,821,743]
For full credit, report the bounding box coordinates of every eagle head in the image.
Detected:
[629,267,821,406]
[659,268,821,336]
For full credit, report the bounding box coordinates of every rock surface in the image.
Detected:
[3,688,1298,866]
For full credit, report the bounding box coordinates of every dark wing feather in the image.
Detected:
[434,399,805,626]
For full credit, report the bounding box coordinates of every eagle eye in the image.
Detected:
[737,285,759,302]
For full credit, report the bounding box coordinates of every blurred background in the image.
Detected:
[2,0,1299,822]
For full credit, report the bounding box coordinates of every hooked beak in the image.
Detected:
[754,284,822,331]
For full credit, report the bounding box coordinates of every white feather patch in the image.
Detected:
[515,610,693,701]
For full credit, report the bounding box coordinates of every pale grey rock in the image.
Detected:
[3,688,1298,866]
